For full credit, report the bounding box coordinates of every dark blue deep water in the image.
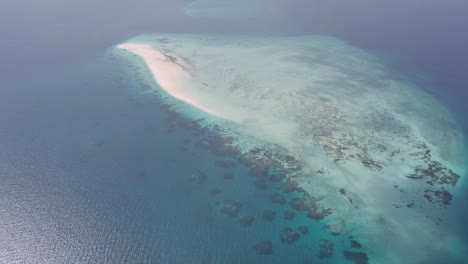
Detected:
[1,1,467,263]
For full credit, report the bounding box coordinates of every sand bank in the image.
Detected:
[112,35,467,263]
[116,43,228,119]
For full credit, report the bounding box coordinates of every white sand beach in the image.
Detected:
[116,43,226,119]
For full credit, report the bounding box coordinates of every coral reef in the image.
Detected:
[222,200,242,216]
[223,173,234,180]
[191,170,207,184]
[323,220,345,236]
[406,161,460,186]
[269,173,285,183]
[240,216,255,227]
[114,35,467,263]
[298,226,309,235]
[284,210,296,221]
[254,240,273,255]
[350,239,362,249]
[214,160,237,168]
[290,197,332,220]
[279,227,300,244]
[283,178,308,195]
[424,189,453,206]
[196,136,240,156]
[208,187,222,196]
[319,239,334,259]
[263,210,276,222]
[254,178,268,190]
[271,193,286,204]
[343,251,369,264]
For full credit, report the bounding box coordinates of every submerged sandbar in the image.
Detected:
[112,34,466,263]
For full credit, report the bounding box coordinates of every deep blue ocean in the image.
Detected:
[1,1,467,263]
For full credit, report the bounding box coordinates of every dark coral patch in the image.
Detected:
[319,239,334,259]
[350,240,362,249]
[163,109,179,121]
[215,160,237,168]
[237,148,301,180]
[222,200,242,217]
[240,216,255,227]
[279,227,300,244]
[179,146,189,152]
[406,160,460,187]
[283,177,308,194]
[208,187,222,196]
[298,226,309,235]
[196,136,240,156]
[263,210,276,222]
[339,188,355,205]
[290,197,332,220]
[271,193,286,204]
[424,189,453,205]
[223,173,234,180]
[343,251,369,264]
[255,178,268,190]
[191,170,207,184]
[269,173,286,182]
[356,154,383,171]
[254,240,273,255]
[284,210,296,221]
[164,123,177,133]
[249,165,270,177]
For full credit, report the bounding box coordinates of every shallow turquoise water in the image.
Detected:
[0,57,342,263]
[1,49,465,263]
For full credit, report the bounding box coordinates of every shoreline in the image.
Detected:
[116,43,226,120]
